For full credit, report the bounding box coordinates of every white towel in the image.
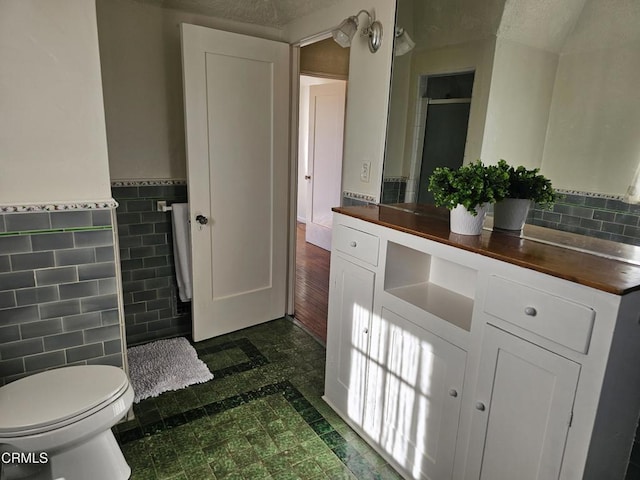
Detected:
[171,203,193,302]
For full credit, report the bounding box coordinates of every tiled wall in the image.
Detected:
[0,209,123,386]
[528,194,640,246]
[380,179,407,204]
[111,183,190,345]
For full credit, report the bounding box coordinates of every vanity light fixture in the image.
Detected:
[331,9,383,53]
[394,27,415,56]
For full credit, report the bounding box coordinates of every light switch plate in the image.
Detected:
[361,162,371,182]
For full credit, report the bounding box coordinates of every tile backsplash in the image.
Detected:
[528,193,640,246]
[0,208,123,386]
[111,182,190,345]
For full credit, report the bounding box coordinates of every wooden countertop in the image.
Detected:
[333,204,640,295]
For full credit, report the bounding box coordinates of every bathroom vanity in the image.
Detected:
[323,204,640,480]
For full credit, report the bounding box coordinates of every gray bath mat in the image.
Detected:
[127,337,213,403]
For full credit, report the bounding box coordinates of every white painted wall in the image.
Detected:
[96,0,283,181]
[481,39,557,168]
[297,76,340,222]
[405,39,497,174]
[98,0,395,200]
[285,1,396,202]
[0,0,111,205]
[383,0,414,179]
[540,0,640,194]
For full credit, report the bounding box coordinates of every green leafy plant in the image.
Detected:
[428,160,509,215]
[496,159,559,209]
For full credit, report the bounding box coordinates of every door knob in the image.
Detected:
[448,389,458,398]
[475,402,486,411]
[195,214,208,225]
[305,175,311,180]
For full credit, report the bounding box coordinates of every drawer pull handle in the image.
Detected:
[349,241,357,247]
[448,389,458,398]
[524,306,537,317]
[475,402,486,412]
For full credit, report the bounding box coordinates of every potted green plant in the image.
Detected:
[493,160,559,231]
[428,161,509,235]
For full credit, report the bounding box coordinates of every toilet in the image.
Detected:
[0,365,134,480]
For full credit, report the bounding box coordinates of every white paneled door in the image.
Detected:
[181,24,289,341]
[306,82,346,251]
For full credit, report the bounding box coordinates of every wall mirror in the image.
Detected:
[381,0,640,206]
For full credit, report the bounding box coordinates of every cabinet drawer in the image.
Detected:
[484,276,595,353]
[334,224,379,266]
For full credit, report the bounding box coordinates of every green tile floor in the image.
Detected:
[114,318,404,480]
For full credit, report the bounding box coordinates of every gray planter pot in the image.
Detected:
[493,198,532,231]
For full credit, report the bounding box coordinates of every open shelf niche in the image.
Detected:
[384,241,477,331]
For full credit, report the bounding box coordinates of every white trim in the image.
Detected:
[343,190,376,203]
[383,176,409,182]
[555,189,625,202]
[111,179,187,187]
[288,45,301,316]
[0,200,118,213]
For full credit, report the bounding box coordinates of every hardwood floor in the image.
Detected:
[294,222,330,344]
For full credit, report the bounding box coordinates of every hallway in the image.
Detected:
[294,223,331,344]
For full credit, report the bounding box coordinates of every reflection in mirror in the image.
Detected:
[381,0,640,246]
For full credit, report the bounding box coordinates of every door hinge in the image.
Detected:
[568,410,574,428]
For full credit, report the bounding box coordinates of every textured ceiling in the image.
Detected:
[498,0,587,52]
[134,0,343,27]
[405,0,634,54]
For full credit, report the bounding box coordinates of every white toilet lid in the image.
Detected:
[0,365,129,433]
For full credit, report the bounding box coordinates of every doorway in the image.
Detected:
[413,72,475,205]
[293,38,349,343]
[298,76,346,250]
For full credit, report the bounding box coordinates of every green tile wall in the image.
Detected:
[0,209,123,386]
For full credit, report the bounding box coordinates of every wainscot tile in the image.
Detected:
[59,281,100,300]
[73,230,114,248]
[39,300,81,320]
[62,312,102,332]
[50,211,92,229]
[36,266,77,286]
[31,232,74,251]
[0,271,36,291]
[44,331,85,351]
[20,319,63,339]
[55,248,96,267]
[24,351,66,372]
[0,325,20,343]
[65,343,104,363]
[16,286,59,306]
[5,213,50,232]
[1,305,39,324]
[11,251,55,271]
[0,236,32,254]
[0,338,44,360]
[80,294,118,313]
[77,262,116,281]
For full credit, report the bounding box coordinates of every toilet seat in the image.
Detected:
[0,365,130,437]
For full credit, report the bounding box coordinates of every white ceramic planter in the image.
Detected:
[493,198,532,231]
[450,203,488,235]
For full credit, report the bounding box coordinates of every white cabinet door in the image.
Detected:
[466,325,580,480]
[370,307,465,480]
[324,255,375,428]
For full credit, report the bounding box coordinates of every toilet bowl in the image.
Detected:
[0,365,134,480]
